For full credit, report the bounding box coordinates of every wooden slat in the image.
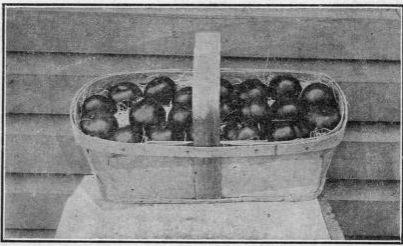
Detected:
[5,134,91,174]
[7,52,401,82]
[328,142,401,180]
[320,180,400,202]
[6,53,401,121]
[322,180,400,238]
[6,114,400,179]
[328,200,400,237]
[6,8,400,60]
[5,174,399,235]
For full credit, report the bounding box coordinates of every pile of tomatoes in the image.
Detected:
[79,74,341,143]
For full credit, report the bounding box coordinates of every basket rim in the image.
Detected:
[70,68,348,157]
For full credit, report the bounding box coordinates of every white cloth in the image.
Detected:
[56,175,330,240]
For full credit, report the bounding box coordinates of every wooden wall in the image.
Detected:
[4,7,401,240]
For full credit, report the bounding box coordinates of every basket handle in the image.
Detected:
[191,32,222,199]
[192,32,221,147]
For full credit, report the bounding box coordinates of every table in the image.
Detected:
[55,175,343,240]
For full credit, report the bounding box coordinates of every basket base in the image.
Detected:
[56,175,333,240]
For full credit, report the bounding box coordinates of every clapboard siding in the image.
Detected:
[6,53,401,121]
[5,114,400,180]
[7,52,401,82]
[328,201,400,237]
[6,8,400,60]
[4,174,399,236]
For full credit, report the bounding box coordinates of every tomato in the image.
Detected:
[271,99,305,121]
[168,105,192,130]
[237,123,260,140]
[240,78,268,100]
[300,83,337,107]
[222,121,242,140]
[173,86,192,108]
[306,105,340,130]
[108,82,143,104]
[145,123,185,141]
[145,76,176,106]
[130,98,166,126]
[268,75,302,100]
[80,111,118,139]
[109,125,143,143]
[82,95,117,115]
[269,121,297,141]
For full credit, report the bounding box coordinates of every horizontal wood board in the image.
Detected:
[328,200,400,237]
[6,53,401,121]
[4,174,400,238]
[5,114,401,180]
[6,8,401,60]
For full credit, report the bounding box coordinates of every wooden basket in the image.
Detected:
[70,68,348,203]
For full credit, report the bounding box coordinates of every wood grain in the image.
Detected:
[6,115,400,180]
[6,53,401,121]
[6,8,400,60]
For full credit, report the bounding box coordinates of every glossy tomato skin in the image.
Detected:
[268,121,297,142]
[240,78,268,100]
[108,82,143,104]
[82,95,117,115]
[129,97,166,127]
[147,125,173,141]
[222,121,241,140]
[271,99,306,121]
[80,111,118,139]
[173,86,192,108]
[237,122,260,140]
[168,104,192,131]
[144,76,176,106]
[305,105,341,130]
[109,125,143,143]
[145,123,185,141]
[300,83,337,107]
[268,75,302,100]
[248,97,271,121]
